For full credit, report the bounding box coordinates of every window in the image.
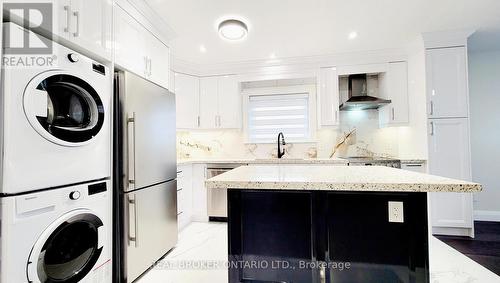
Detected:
[247,93,310,143]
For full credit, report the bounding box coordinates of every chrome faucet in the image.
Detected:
[277,132,286,158]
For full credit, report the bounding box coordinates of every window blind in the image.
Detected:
[248,93,310,143]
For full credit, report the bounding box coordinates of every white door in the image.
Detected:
[379,61,409,126]
[114,5,146,76]
[146,33,171,90]
[174,73,200,129]
[318,67,340,127]
[428,118,473,229]
[199,77,219,128]
[69,0,112,59]
[217,75,241,128]
[55,0,72,39]
[426,47,468,118]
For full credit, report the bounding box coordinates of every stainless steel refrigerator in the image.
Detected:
[114,71,177,283]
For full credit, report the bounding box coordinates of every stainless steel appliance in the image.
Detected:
[207,163,246,221]
[339,74,391,111]
[346,157,401,168]
[114,71,177,282]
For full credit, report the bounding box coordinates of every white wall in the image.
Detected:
[468,49,500,220]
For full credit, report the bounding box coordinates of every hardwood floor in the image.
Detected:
[436,221,500,276]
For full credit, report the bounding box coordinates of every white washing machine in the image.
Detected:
[0,22,111,195]
[0,180,112,283]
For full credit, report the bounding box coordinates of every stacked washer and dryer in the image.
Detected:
[0,23,112,282]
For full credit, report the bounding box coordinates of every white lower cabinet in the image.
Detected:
[191,164,208,221]
[177,165,193,231]
[428,118,474,236]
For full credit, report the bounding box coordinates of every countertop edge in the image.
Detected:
[205,180,481,193]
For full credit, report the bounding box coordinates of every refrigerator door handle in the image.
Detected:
[128,194,138,247]
[127,112,136,189]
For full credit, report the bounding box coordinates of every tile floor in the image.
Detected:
[137,222,500,283]
[437,221,500,276]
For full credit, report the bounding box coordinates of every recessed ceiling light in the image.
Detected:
[218,19,248,41]
[269,53,276,59]
[348,31,358,40]
[199,45,207,53]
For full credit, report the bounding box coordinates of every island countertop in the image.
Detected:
[205,165,481,192]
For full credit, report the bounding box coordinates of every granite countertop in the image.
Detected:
[205,165,481,193]
[177,157,349,165]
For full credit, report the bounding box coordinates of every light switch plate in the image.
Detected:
[388,201,404,223]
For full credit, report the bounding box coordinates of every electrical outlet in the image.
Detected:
[388,201,404,223]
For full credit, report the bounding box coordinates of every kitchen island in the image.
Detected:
[205,165,481,283]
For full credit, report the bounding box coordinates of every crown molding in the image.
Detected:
[422,28,476,49]
[116,0,177,45]
[172,48,409,77]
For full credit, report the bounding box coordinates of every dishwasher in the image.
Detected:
[206,163,245,221]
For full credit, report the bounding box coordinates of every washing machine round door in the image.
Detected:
[27,210,105,283]
[23,71,105,146]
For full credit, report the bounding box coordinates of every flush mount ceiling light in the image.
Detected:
[218,19,248,41]
[348,31,358,40]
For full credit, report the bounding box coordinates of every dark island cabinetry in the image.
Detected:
[228,190,429,283]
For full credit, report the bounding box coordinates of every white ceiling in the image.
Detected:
[145,0,500,65]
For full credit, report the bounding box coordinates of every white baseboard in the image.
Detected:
[191,214,209,222]
[474,210,500,222]
[432,227,474,237]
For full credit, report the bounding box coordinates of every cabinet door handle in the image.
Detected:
[197,115,200,127]
[406,164,422,167]
[72,11,80,37]
[391,107,395,121]
[127,113,136,189]
[128,194,138,247]
[218,115,221,127]
[215,116,218,127]
[63,5,71,33]
[430,121,434,136]
[429,100,434,116]
[144,57,148,76]
[148,58,152,76]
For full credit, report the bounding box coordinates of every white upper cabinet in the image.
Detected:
[174,73,200,129]
[199,75,241,129]
[426,47,468,118]
[145,31,171,90]
[428,118,473,230]
[114,5,147,75]
[114,3,171,89]
[199,77,219,129]
[68,0,112,59]
[217,75,241,128]
[379,61,409,126]
[318,67,340,127]
[8,0,112,60]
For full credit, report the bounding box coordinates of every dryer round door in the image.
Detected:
[23,71,105,146]
[27,209,105,283]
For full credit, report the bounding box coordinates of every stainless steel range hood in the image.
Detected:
[339,74,391,111]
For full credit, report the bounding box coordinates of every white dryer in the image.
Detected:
[0,180,112,283]
[1,23,111,195]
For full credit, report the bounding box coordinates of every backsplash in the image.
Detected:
[177,110,404,160]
